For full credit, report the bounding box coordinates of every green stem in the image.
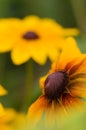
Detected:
[24,59,34,111]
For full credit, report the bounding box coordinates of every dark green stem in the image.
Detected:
[23,59,34,111]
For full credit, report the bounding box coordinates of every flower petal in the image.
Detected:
[11,42,31,65]
[27,95,47,125]
[0,18,20,52]
[62,28,80,36]
[42,18,79,37]
[45,100,68,127]
[58,37,81,70]
[68,80,86,98]
[31,43,47,65]
[62,94,84,112]
[0,85,8,96]
[0,103,5,117]
[69,55,86,76]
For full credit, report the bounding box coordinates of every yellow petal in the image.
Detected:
[0,18,20,52]
[42,18,79,37]
[0,103,5,117]
[11,42,31,65]
[62,94,84,112]
[24,15,41,25]
[68,79,86,98]
[0,85,8,96]
[58,37,81,70]
[44,100,68,128]
[31,44,47,65]
[27,95,47,125]
[1,108,26,129]
[69,55,86,76]
[47,45,60,63]
[42,18,63,37]
[62,28,80,36]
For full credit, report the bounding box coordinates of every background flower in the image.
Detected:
[0,85,8,96]
[0,16,79,65]
[0,107,26,130]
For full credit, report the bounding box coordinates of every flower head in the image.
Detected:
[0,16,79,65]
[27,42,86,127]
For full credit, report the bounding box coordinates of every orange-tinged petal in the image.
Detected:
[62,94,84,112]
[68,79,86,98]
[27,95,47,125]
[70,73,86,80]
[28,97,68,128]
[46,37,81,74]
[0,85,8,96]
[58,37,81,70]
[69,55,86,76]
[70,86,86,98]
[44,100,68,128]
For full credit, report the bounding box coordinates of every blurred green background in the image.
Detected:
[0,0,86,112]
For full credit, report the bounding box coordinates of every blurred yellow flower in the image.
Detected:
[0,103,5,117]
[0,18,20,53]
[0,85,8,96]
[0,84,26,130]
[0,107,26,130]
[0,16,79,65]
[27,44,86,127]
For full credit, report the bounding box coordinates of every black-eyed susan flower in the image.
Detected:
[27,44,86,127]
[0,15,79,65]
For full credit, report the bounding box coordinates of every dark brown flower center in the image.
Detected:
[44,70,69,100]
[22,31,39,40]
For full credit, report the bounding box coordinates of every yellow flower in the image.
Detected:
[0,85,8,96]
[0,107,26,130]
[0,85,26,130]
[0,16,79,65]
[27,43,86,127]
[0,103,5,117]
[0,104,12,130]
